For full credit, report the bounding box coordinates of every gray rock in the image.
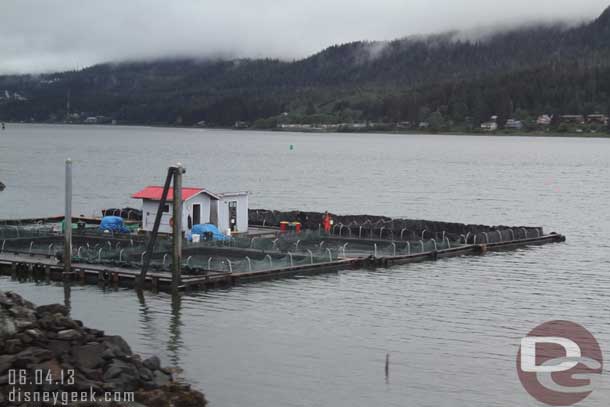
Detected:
[103,359,138,380]
[105,372,140,392]
[143,355,161,371]
[101,348,116,359]
[0,308,16,339]
[153,369,172,387]
[71,372,104,393]
[25,328,44,340]
[72,342,105,369]
[138,366,153,381]
[57,329,83,340]
[5,292,26,307]
[13,318,35,330]
[54,315,80,330]
[16,331,33,344]
[79,366,104,381]
[102,335,132,357]
[0,355,16,375]
[0,291,11,306]
[5,291,34,309]
[8,304,36,321]
[47,339,71,356]
[85,328,104,337]
[14,347,53,368]
[35,304,69,317]
[4,338,22,354]
[103,360,141,392]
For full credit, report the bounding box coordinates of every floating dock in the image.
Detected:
[0,210,565,292]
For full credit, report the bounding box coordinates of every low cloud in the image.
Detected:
[0,0,607,74]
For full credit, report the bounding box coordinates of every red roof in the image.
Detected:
[132,186,209,201]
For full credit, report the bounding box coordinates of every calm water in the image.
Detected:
[1,124,610,406]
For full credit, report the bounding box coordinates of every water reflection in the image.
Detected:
[135,287,184,369]
[168,292,183,368]
[63,282,71,310]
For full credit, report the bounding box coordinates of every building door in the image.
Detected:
[192,204,201,226]
[229,201,237,231]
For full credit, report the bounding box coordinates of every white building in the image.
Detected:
[536,115,552,126]
[480,121,498,131]
[505,119,524,129]
[132,186,248,235]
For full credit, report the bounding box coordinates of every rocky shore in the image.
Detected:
[0,290,206,406]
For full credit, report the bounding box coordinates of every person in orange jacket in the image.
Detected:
[322,211,332,233]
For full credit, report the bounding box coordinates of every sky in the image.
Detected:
[0,0,608,74]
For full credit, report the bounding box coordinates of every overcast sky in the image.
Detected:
[1,0,608,74]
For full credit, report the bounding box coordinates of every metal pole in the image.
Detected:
[64,158,72,274]
[172,163,185,291]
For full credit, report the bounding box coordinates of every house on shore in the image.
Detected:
[480,121,498,131]
[536,115,552,126]
[560,115,585,124]
[132,186,248,235]
[586,114,608,125]
[505,119,524,130]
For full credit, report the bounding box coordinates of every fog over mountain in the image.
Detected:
[0,0,608,74]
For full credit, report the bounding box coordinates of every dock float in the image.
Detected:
[0,225,565,292]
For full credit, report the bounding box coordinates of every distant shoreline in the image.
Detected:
[4,121,610,139]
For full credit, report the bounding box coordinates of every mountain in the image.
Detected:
[1,6,610,129]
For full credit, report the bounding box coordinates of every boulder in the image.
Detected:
[0,291,11,306]
[35,304,69,317]
[57,329,82,341]
[0,309,17,339]
[7,305,36,321]
[72,342,105,369]
[0,355,16,375]
[24,328,44,341]
[143,355,161,371]
[47,339,71,356]
[153,370,172,387]
[14,347,53,368]
[102,335,132,358]
[5,292,34,308]
[103,359,139,381]
[4,338,22,354]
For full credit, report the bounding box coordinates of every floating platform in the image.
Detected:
[0,211,566,292]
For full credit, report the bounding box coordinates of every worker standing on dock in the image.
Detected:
[322,211,332,234]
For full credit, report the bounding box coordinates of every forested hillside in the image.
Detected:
[1,6,610,131]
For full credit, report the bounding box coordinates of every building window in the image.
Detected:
[162,204,170,213]
[228,201,237,208]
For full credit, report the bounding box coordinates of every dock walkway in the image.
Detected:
[0,233,565,292]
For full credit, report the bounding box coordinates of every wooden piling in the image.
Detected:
[172,163,185,292]
[64,158,72,275]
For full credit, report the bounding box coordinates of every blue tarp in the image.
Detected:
[189,223,228,241]
[99,216,130,233]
